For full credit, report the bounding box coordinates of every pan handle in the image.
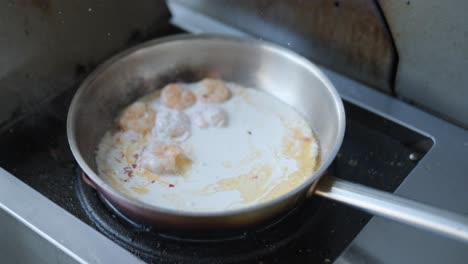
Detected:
[314,176,468,244]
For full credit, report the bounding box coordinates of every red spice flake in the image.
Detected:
[123,179,129,182]
[120,153,125,158]
[123,166,133,177]
[151,180,156,183]
[247,131,252,135]
[251,175,258,179]
[303,137,311,142]
[168,184,175,188]
[133,153,139,159]
[131,163,137,169]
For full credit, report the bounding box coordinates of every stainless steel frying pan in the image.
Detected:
[67,34,468,243]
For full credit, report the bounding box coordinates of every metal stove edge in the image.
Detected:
[0,166,143,264]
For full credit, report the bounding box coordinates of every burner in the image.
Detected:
[76,169,324,263]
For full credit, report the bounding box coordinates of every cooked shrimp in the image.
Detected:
[188,106,228,128]
[154,109,191,141]
[196,78,232,103]
[141,143,191,175]
[118,102,156,134]
[161,83,196,110]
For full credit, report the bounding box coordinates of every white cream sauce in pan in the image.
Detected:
[96,79,320,212]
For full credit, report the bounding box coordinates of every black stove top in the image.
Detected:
[0,27,431,264]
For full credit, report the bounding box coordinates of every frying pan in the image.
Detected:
[67,34,468,243]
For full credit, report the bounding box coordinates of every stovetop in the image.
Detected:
[0,2,467,262]
[0,70,429,263]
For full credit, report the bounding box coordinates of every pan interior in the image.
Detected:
[95,80,321,212]
[68,35,345,215]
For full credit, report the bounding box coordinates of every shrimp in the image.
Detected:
[188,105,228,128]
[161,83,196,110]
[118,102,156,134]
[196,78,232,103]
[141,143,191,175]
[154,109,191,141]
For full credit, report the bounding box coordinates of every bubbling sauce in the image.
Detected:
[96,79,320,212]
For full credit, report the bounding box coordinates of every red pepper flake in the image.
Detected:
[168,184,175,188]
[251,175,258,179]
[151,180,156,183]
[123,166,133,177]
[123,179,129,182]
[131,163,137,169]
[247,131,252,135]
[133,153,139,159]
[303,137,311,142]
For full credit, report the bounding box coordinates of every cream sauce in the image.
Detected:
[96,80,319,212]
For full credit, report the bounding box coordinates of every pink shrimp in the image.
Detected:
[196,78,232,103]
[118,102,156,134]
[161,83,196,110]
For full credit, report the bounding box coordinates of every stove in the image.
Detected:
[1,3,468,264]
[0,55,429,263]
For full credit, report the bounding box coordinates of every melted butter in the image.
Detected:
[102,170,136,198]
[139,169,179,188]
[175,155,193,177]
[209,165,273,203]
[140,169,159,183]
[123,134,147,165]
[259,128,319,202]
[131,186,150,194]
[284,128,318,181]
